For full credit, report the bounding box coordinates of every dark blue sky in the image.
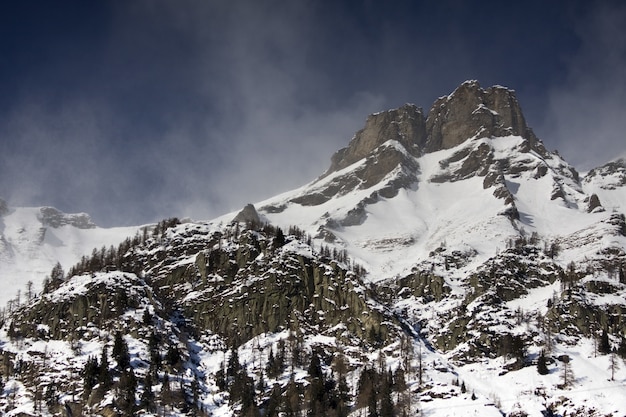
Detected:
[1,0,625,226]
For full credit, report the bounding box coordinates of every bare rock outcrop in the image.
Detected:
[38,206,96,229]
[325,104,427,176]
[324,81,539,181]
[424,80,537,152]
[232,203,261,224]
[0,198,8,216]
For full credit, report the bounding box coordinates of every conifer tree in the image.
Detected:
[141,372,155,412]
[113,331,130,369]
[266,384,282,417]
[274,228,286,248]
[333,353,351,416]
[306,351,325,417]
[117,368,137,414]
[379,370,394,417]
[560,356,574,388]
[618,337,626,359]
[99,345,112,390]
[283,376,301,417]
[599,329,611,355]
[537,350,549,375]
[609,349,620,381]
[83,356,99,397]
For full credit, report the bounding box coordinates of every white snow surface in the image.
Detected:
[0,205,142,308]
[210,135,626,283]
[1,134,625,415]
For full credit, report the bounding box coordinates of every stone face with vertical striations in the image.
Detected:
[299,81,542,211]
[324,81,538,181]
[424,80,538,152]
[324,103,427,176]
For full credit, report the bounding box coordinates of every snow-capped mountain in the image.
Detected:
[0,81,625,416]
[249,80,625,283]
[0,200,142,308]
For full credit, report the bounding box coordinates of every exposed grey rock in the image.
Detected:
[324,104,426,176]
[584,158,626,190]
[38,206,96,229]
[232,203,261,224]
[321,81,541,188]
[424,80,538,152]
[0,198,8,216]
[587,193,603,213]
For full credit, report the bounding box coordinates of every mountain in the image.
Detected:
[0,81,625,417]
[0,200,142,308]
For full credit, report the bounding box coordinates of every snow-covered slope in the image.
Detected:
[0,201,142,308]
[1,81,625,416]
[242,132,622,287]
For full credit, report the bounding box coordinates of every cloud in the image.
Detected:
[544,3,626,170]
[5,0,615,227]
[0,1,386,226]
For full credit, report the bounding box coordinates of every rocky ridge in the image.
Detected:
[0,81,625,416]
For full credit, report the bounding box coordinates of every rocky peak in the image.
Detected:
[584,158,626,190]
[232,203,261,224]
[38,206,96,229]
[324,81,539,179]
[424,80,537,152]
[325,103,426,176]
[0,198,8,216]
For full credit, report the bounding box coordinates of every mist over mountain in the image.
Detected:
[0,82,625,416]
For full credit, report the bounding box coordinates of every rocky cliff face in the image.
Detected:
[2,81,626,417]
[38,206,96,229]
[325,104,427,175]
[424,80,538,152]
[0,198,8,216]
[295,81,546,217]
[325,80,538,179]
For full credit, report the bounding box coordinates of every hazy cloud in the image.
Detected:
[2,0,624,226]
[543,3,626,170]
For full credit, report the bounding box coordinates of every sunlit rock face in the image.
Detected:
[424,80,538,152]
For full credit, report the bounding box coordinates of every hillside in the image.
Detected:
[0,201,142,308]
[0,81,625,416]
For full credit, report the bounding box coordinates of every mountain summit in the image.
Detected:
[1,82,625,416]
[327,80,537,177]
[287,81,548,217]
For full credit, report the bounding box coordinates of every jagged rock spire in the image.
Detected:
[326,80,538,177]
[325,104,427,175]
[232,203,261,224]
[425,80,538,152]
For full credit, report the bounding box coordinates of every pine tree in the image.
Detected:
[537,350,549,375]
[50,262,65,282]
[83,356,100,396]
[113,331,130,369]
[379,370,394,417]
[166,345,181,368]
[274,228,286,248]
[140,373,155,412]
[560,356,574,388]
[306,351,325,417]
[393,367,408,415]
[599,329,611,354]
[618,337,626,359]
[283,376,301,417]
[98,345,112,390]
[357,366,377,411]
[609,349,620,381]
[266,384,282,417]
[333,354,351,417]
[227,346,241,380]
[117,368,137,414]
